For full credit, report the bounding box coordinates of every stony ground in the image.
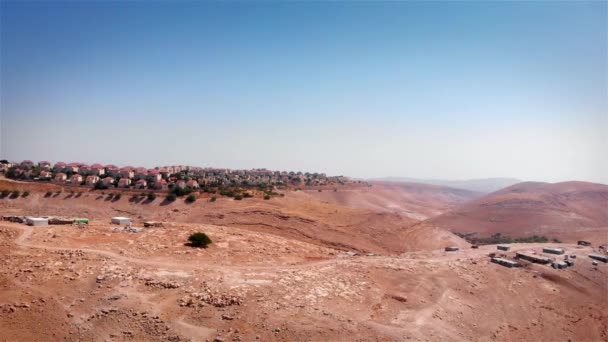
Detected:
[1,220,607,342]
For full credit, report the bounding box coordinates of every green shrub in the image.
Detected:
[1,190,10,198]
[185,194,196,203]
[22,191,30,197]
[10,190,20,198]
[114,193,122,200]
[263,194,271,200]
[147,192,156,201]
[210,196,217,202]
[188,232,212,248]
[165,193,177,202]
[233,194,243,200]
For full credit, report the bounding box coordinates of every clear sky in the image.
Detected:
[1,1,606,183]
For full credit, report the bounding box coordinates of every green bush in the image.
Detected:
[210,196,217,202]
[233,194,243,200]
[147,192,156,201]
[10,190,20,198]
[114,193,122,200]
[165,193,177,202]
[185,194,196,203]
[1,190,10,198]
[263,194,271,200]
[188,232,212,248]
[22,191,30,197]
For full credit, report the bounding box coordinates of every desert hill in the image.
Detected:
[371,177,522,193]
[303,181,481,220]
[0,179,467,254]
[428,181,608,244]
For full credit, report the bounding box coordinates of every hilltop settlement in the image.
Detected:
[0,160,350,192]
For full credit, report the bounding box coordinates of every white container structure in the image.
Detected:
[26,217,48,226]
[111,217,131,225]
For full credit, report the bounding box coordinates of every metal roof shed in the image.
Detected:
[26,217,48,226]
[111,217,131,225]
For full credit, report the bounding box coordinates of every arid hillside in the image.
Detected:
[0,179,467,255]
[1,221,606,342]
[303,181,481,220]
[429,181,608,244]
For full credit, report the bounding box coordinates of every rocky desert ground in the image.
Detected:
[1,179,607,341]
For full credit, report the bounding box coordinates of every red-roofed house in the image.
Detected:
[118,178,131,188]
[54,173,67,183]
[119,168,134,179]
[135,179,147,189]
[40,170,52,179]
[70,174,83,185]
[38,161,51,169]
[86,175,100,185]
[67,162,81,173]
[186,180,199,189]
[90,164,105,176]
[147,170,161,183]
[53,162,66,172]
[102,177,115,187]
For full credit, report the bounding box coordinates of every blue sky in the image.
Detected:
[1,1,606,183]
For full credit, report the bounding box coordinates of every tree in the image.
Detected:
[114,193,122,200]
[165,193,177,202]
[94,181,108,190]
[22,191,30,197]
[147,192,156,201]
[1,190,10,198]
[210,196,217,202]
[188,232,212,248]
[185,194,196,203]
[45,191,53,198]
[10,190,20,198]
[233,194,243,200]
[263,194,271,200]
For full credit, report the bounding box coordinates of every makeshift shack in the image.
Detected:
[26,217,48,226]
[111,217,131,225]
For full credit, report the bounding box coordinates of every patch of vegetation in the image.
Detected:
[263,194,271,200]
[456,232,551,245]
[147,192,156,201]
[22,191,30,197]
[233,194,243,200]
[185,194,196,203]
[113,193,122,200]
[165,193,177,202]
[10,190,20,199]
[1,190,10,198]
[44,191,53,198]
[94,181,108,190]
[210,196,217,202]
[187,232,212,248]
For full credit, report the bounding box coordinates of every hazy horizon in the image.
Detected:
[1,2,606,183]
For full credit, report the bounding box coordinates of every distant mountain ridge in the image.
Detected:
[426,181,608,243]
[370,177,522,193]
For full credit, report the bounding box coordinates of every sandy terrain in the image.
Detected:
[1,179,607,341]
[429,181,608,244]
